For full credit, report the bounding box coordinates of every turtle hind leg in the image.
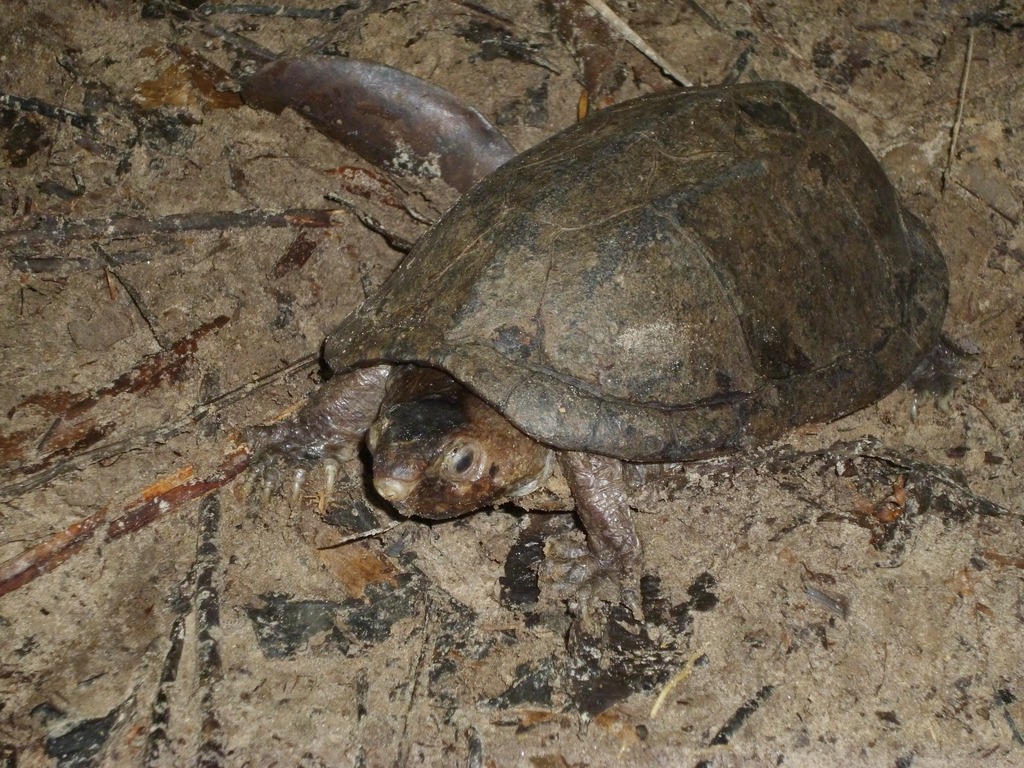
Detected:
[905,334,980,417]
[244,364,392,499]
[543,451,644,623]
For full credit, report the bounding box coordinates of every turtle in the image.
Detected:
[247,80,948,609]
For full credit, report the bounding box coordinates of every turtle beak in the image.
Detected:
[373,475,415,508]
[371,455,433,517]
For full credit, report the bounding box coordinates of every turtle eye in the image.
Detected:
[442,442,485,482]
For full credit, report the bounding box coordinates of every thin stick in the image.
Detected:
[0,353,317,501]
[0,509,107,598]
[161,1,278,62]
[942,28,975,193]
[953,179,1020,225]
[317,523,400,550]
[95,243,171,350]
[1,207,344,252]
[686,0,726,34]
[583,0,692,87]
[649,650,706,718]
[106,449,249,540]
[197,2,354,20]
[192,493,226,767]
[325,194,416,252]
[0,449,249,597]
[0,92,96,130]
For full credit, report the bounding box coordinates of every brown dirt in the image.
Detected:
[1,2,1022,766]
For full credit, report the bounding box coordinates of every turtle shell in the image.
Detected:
[324,81,948,462]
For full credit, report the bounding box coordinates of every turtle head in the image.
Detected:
[366,376,551,520]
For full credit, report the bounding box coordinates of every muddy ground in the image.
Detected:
[1,1,1023,766]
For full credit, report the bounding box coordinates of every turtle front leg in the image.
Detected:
[245,364,391,497]
[546,451,644,618]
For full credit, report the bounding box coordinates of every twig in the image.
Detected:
[159,1,278,62]
[5,315,231,488]
[317,523,400,550]
[942,28,975,193]
[649,650,706,718]
[325,194,416,252]
[784,437,1009,519]
[0,353,317,501]
[686,0,726,34]
[582,0,692,87]
[953,179,1020,225]
[0,92,97,130]
[395,592,433,767]
[144,617,186,765]
[197,2,355,20]
[106,449,249,540]
[2,207,344,254]
[709,685,775,745]
[0,509,107,598]
[95,243,171,350]
[192,494,226,768]
[0,450,248,598]
[1002,693,1024,746]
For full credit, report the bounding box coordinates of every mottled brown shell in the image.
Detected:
[325,81,948,462]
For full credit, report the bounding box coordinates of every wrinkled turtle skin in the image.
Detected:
[250,80,948,611]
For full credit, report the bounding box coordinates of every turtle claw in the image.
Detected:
[323,459,340,499]
[906,335,980,419]
[288,468,307,502]
[542,537,644,624]
[245,454,353,512]
[243,421,356,510]
[241,440,286,504]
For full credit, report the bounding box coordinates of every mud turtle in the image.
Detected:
[249,81,948,603]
